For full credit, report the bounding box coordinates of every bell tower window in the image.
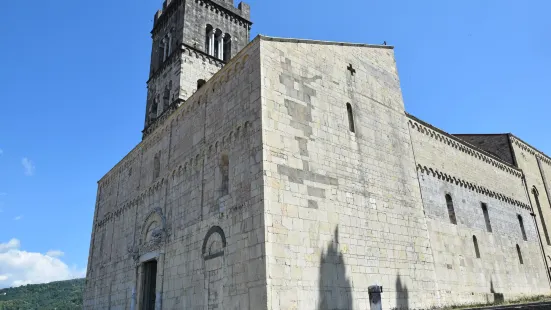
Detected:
[223,33,232,62]
[206,25,213,55]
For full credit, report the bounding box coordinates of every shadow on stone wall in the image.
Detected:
[490,279,504,304]
[318,227,353,310]
[395,274,409,310]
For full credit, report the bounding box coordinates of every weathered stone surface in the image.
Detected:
[84,3,551,309]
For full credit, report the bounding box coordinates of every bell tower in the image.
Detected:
[143,0,252,137]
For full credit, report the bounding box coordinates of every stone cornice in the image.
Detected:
[406,113,523,178]
[151,0,252,37]
[417,164,530,211]
[510,135,551,167]
[147,49,180,83]
[147,43,224,84]
[142,98,184,139]
[95,118,253,229]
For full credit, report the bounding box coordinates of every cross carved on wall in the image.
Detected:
[347,63,356,76]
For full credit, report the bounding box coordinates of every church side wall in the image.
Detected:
[409,120,550,306]
[511,136,551,274]
[84,40,266,310]
[260,39,439,310]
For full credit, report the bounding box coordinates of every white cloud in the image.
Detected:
[0,239,85,288]
[45,250,64,258]
[13,216,22,221]
[0,149,3,155]
[21,157,35,176]
[0,239,20,252]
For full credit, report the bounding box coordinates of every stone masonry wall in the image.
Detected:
[409,120,550,305]
[259,37,439,309]
[84,39,266,310]
[511,136,551,273]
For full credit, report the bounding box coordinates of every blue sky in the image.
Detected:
[0,0,549,287]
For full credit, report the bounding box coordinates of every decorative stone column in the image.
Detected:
[155,253,165,310]
[218,33,225,60]
[209,30,216,56]
[135,264,144,310]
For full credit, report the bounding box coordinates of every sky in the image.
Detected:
[0,0,549,288]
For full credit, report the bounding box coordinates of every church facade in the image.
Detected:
[83,1,551,309]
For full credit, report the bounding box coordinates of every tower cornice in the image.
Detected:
[151,0,252,37]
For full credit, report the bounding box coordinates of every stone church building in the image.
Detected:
[83,0,551,309]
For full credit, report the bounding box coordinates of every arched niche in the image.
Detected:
[202,226,227,260]
[139,208,167,255]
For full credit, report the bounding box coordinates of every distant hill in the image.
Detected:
[0,278,85,310]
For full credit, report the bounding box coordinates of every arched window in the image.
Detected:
[220,154,229,196]
[162,88,170,112]
[518,214,527,241]
[153,152,161,180]
[150,99,159,121]
[223,34,232,62]
[481,203,492,233]
[346,103,355,132]
[532,187,550,245]
[205,25,213,55]
[516,244,523,264]
[473,235,480,258]
[197,79,206,90]
[214,29,223,59]
[445,194,457,225]
[159,38,166,64]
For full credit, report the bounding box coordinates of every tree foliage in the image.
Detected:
[0,278,85,310]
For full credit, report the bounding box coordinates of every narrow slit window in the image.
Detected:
[516,244,523,264]
[346,103,355,132]
[220,154,229,196]
[473,235,480,258]
[518,214,527,241]
[153,152,161,180]
[482,203,492,233]
[445,194,457,225]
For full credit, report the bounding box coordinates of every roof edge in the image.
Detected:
[510,134,551,164]
[406,112,522,172]
[257,35,394,49]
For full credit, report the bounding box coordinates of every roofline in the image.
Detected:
[510,134,551,163]
[406,112,522,172]
[453,133,511,136]
[257,35,394,49]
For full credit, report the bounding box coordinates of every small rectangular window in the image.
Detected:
[482,203,492,233]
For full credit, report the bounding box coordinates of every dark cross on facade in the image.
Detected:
[347,63,356,76]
